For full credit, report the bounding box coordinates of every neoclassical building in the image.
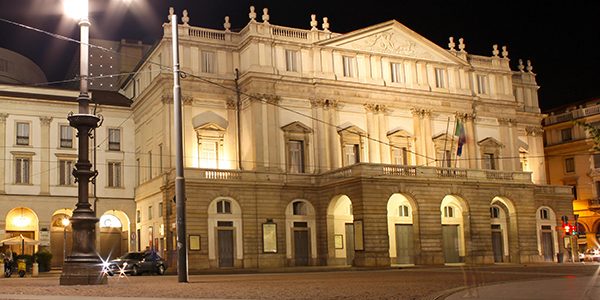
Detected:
[543,98,600,252]
[0,49,137,267]
[124,7,571,270]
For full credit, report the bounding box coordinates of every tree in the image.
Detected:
[575,121,600,151]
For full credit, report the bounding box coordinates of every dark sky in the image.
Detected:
[0,0,598,111]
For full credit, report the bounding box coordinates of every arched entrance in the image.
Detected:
[99,210,130,260]
[536,206,558,262]
[50,209,72,267]
[327,195,354,266]
[490,197,517,263]
[387,193,416,265]
[440,195,467,264]
[207,197,243,268]
[285,199,316,266]
[4,207,39,256]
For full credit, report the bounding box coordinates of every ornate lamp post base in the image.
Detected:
[60,112,106,285]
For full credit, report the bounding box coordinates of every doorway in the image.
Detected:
[541,228,554,262]
[345,223,355,265]
[218,229,234,267]
[491,225,504,262]
[395,224,414,264]
[442,225,460,263]
[293,229,309,266]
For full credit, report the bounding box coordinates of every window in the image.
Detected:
[59,160,74,185]
[292,201,307,215]
[285,50,298,72]
[539,208,549,220]
[15,157,30,184]
[483,153,496,170]
[342,56,355,77]
[16,122,29,145]
[288,140,304,173]
[148,206,153,220]
[565,157,575,173]
[216,200,231,214]
[490,207,500,219]
[199,141,218,168]
[136,210,141,223]
[201,50,216,73]
[60,125,73,148]
[594,154,600,169]
[399,205,410,217]
[476,74,488,94]
[107,161,122,188]
[434,68,446,88]
[390,62,404,83]
[158,202,163,217]
[443,206,454,218]
[392,147,408,165]
[108,128,121,151]
[561,128,572,142]
[158,144,163,173]
[343,144,360,166]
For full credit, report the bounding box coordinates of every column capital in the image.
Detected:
[226,99,237,110]
[363,103,377,113]
[39,116,53,126]
[410,108,424,118]
[182,95,194,106]
[0,113,8,123]
[254,93,280,105]
[526,126,543,136]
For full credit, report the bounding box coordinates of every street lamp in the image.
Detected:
[61,218,70,263]
[60,0,106,285]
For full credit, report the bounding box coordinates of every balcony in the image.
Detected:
[166,163,533,186]
[589,198,600,211]
[544,104,600,126]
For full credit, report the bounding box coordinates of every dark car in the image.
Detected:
[105,251,167,276]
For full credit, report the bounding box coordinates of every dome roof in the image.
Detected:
[0,48,47,84]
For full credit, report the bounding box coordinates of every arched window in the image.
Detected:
[399,205,410,217]
[490,207,500,219]
[216,200,231,214]
[292,201,307,215]
[539,208,549,220]
[443,206,454,218]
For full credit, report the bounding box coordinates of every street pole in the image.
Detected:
[60,0,105,285]
[171,13,188,283]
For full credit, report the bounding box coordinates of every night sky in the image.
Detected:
[0,0,598,111]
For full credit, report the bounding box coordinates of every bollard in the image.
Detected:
[32,262,38,277]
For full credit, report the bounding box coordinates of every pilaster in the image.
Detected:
[39,116,52,195]
[182,96,195,168]
[0,113,7,193]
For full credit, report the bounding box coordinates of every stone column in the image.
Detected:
[183,96,195,168]
[226,100,238,169]
[40,116,52,195]
[509,119,520,171]
[423,110,434,166]
[526,126,546,184]
[364,104,379,163]
[311,98,328,172]
[378,107,390,164]
[464,114,478,169]
[498,118,510,171]
[411,108,424,165]
[327,100,341,169]
[266,95,282,171]
[0,113,7,193]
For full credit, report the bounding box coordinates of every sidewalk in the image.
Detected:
[443,275,600,300]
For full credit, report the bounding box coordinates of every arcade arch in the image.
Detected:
[327,195,354,266]
[387,193,416,265]
[285,199,317,266]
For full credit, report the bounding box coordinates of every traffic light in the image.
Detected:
[564,223,571,235]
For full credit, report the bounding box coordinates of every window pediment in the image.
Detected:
[337,123,366,137]
[387,128,412,138]
[192,111,228,131]
[281,121,312,133]
[477,137,504,148]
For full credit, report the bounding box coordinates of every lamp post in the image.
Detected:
[60,0,106,285]
[61,218,70,263]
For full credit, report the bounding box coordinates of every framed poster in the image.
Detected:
[334,234,344,249]
[354,220,364,251]
[189,235,200,251]
[262,223,277,253]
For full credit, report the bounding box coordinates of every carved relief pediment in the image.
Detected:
[281,121,312,133]
[478,137,504,148]
[318,20,465,64]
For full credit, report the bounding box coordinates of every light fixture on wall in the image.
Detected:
[12,208,31,228]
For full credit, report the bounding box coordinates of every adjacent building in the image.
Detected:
[543,99,600,252]
[0,48,136,267]
[120,7,572,271]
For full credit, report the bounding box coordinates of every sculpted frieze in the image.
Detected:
[346,30,435,60]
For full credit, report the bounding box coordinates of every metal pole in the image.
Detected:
[171,14,188,283]
[63,226,66,263]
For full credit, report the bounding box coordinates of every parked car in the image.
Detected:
[580,249,600,262]
[105,251,167,276]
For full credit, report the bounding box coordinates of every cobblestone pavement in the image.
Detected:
[0,263,598,299]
